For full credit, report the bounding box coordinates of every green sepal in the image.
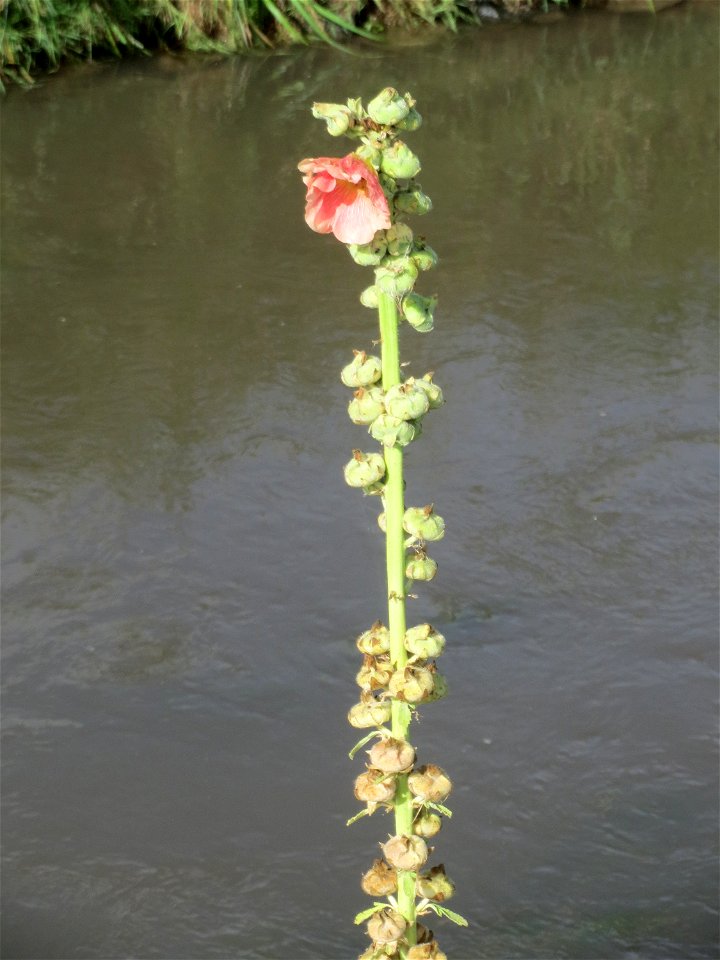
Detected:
[348,728,384,759]
[426,800,453,818]
[422,902,469,927]
[346,808,372,826]
[354,902,389,925]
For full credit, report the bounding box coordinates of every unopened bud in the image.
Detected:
[343,450,386,488]
[411,241,438,272]
[356,620,390,656]
[388,664,435,704]
[348,696,392,729]
[406,552,438,581]
[311,101,353,136]
[403,504,445,542]
[402,292,436,332]
[367,87,411,126]
[375,256,419,298]
[348,233,388,266]
[415,373,444,408]
[348,387,385,425]
[404,624,446,659]
[386,223,414,257]
[397,106,423,132]
[394,188,433,216]
[385,382,430,422]
[341,351,382,388]
[370,413,419,449]
[359,285,380,309]
[380,140,421,180]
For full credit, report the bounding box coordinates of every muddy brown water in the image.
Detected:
[2,5,718,958]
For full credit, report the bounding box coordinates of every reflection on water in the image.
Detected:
[2,5,718,958]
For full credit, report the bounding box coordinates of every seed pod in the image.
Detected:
[377,512,387,533]
[397,106,423,132]
[410,242,439,272]
[368,736,416,774]
[344,450,386,488]
[380,140,422,180]
[388,665,435,704]
[413,812,442,838]
[356,621,391,656]
[386,223,414,257]
[356,654,393,692]
[361,858,398,897]
[385,382,430,422]
[367,907,407,945]
[360,285,380,309]
[341,351,383,388]
[406,552,438,581]
[394,188,433,217]
[415,373,444,408]
[354,770,396,805]
[416,924,434,944]
[370,414,418,449]
[423,671,448,703]
[403,505,445,542]
[402,292,437,332]
[375,256,419,298]
[416,864,455,903]
[348,233,388,267]
[367,86,411,126]
[348,387,385,425]
[348,696,392,729]
[407,942,447,960]
[381,834,429,872]
[404,624,446,659]
[311,101,353,136]
[408,764,452,803]
[362,480,385,497]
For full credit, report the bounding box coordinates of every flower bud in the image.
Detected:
[388,664,435,704]
[348,233,388,267]
[356,620,390,656]
[356,654,393,692]
[408,764,452,803]
[344,450,386,488]
[413,812,442,838]
[407,943,447,960]
[348,696,392,729]
[397,106,423,132]
[381,834,428,871]
[415,373,444,408]
[394,188,433,216]
[311,101,353,136]
[361,858,398,897]
[404,624,446,659]
[348,387,385,425]
[359,285,380,309]
[402,292,436,332]
[403,504,445,542]
[367,907,407,945]
[367,87,411,126]
[385,223,414,257]
[355,141,382,168]
[423,671,448,702]
[384,382,430,422]
[416,865,455,902]
[370,414,418,449]
[410,242,438,272]
[406,552,438,581]
[354,770,396,805]
[341,351,382,388]
[380,140,422,180]
[368,736,416,774]
[375,256,418,298]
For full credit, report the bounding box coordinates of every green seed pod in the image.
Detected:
[384,382,430,422]
[386,223,414,257]
[348,696,392,729]
[413,812,443,838]
[354,770,396,805]
[341,351,382,388]
[394,188,433,217]
[410,242,439,272]
[370,414,418,449]
[348,387,385,425]
[367,907,407,946]
[368,736,416,774]
[359,285,380,309]
[415,373,444,408]
[356,620,391,656]
[381,834,429,872]
[403,504,445,542]
[356,654,393,692]
[375,256,419,298]
[401,292,437,332]
[361,858,398,897]
[416,865,455,903]
[343,450,386,488]
[362,480,386,497]
[348,233,388,267]
[380,140,422,180]
[367,87,411,126]
[406,552,438,581]
[388,664,435,704]
[397,106,423,132]
[408,764,452,803]
[407,942,447,960]
[378,172,397,200]
[423,671,448,702]
[404,624,446,660]
[311,101,353,136]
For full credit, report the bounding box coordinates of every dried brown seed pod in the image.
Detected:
[381,834,429,871]
[367,907,407,945]
[408,764,452,803]
[407,942,447,960]
[412,811,442,838]
[368,736,416,774]
[354,770,396,805]
[348,696,392,729]
[361,858,398,897]
[356,620,391,656]
[388,664,435,704]
[416,864,455,902]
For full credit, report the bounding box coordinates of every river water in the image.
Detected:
[2,5,718,958]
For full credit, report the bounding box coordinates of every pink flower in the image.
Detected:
[298,154,391,245]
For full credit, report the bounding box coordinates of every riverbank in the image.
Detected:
[0,0,695,88]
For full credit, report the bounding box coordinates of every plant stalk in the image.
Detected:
[378,290,416,945]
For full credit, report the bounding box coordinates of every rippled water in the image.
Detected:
[2,5,718,958]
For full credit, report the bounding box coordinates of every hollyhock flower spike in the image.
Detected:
[298,154,391,245]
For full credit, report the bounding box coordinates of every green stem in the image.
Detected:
[378,291,416,946]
